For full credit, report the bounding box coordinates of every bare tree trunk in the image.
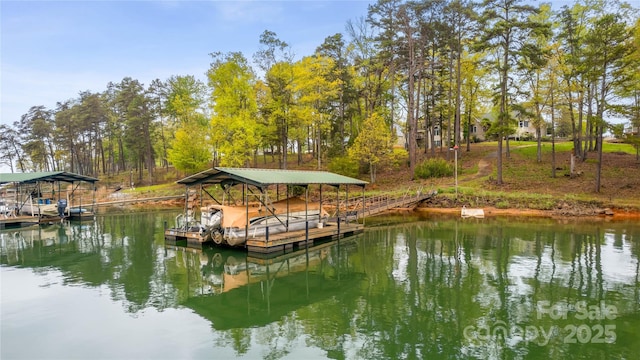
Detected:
[577,88,585,160]
[447,53,453,158]
[455,37,462,155]
[551,80,557,178]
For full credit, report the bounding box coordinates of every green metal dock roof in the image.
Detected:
[177,167,368,188]
[0,171,99,184]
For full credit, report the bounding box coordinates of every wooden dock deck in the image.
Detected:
[245,222,363,253]
[165,221,364,253]
[164,227,208,246]
[0,214,87,230]
[0,215,40,229]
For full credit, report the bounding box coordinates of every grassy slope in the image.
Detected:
[372,140,640,212]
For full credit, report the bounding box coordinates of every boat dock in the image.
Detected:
[164,167,435,253]
[0,171,99,229]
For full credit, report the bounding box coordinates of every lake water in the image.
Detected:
[1,211,639,359]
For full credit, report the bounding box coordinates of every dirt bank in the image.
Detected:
[418,194,640,220]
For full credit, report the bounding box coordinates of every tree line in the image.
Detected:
[1,0,638,190]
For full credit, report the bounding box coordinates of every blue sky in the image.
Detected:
[1,0,373,127]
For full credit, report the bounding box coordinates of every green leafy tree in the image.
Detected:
[444,0,479,153]
[367,0,402,129]
[346,16,390,124]
[76,91,110,176]
[164,75,209,173]
[109,77,154,179]
[556,3,591,161]
[461,51,491,151]
[348,112,392,183]
[165,75,206,123]
[544,42,564,178]
[254,31,294,169]
[207,52,259,167]
[519,3,553,163]
[477,0,550,185]
[316,33,358,157]
[395,2,422,178]
[291,54,339,168]
[0,124,24,172]
[585,12,632,192]
[16,105,55,171]
[264,61,295,169]
[103,82,126,174]
[53,100,83,173]
[167,121,210,174]
[617,18,640,160]
[147,79,170,170]
[124,91,156,183]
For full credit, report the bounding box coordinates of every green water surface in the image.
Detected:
[1,211,638,359]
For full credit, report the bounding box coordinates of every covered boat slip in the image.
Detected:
[0,171,99,227]
[164,167,368,253]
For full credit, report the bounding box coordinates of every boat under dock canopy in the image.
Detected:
[165,167,368,253]
[0,171,99,227]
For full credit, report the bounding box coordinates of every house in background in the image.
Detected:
[397,111,548,150]
[624,123,639,136]
[468,121,486,142]
[415,123,453,149]
[473,113,546,141]
[406,118,484,149]
[514,118,544,140]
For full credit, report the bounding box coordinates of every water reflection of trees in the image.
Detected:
[325,218,640,359]
[408,218,640,360]
[1,214,638,359]
[0,212,179,313]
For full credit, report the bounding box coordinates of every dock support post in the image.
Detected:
[362,186,366,226]
[336,185,340,225]
[286,186,290,232]
[305,225,309,257]
[305,185,308,228]
[183,186,189,230]
[319,185,323,224]
[92,181,96,214]
[346,185,349,221]
[244,187,248,245]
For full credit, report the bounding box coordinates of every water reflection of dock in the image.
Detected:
[166,237,364,330]
[169,240,343,294]
[0,222,97,265]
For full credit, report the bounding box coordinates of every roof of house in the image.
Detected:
[0,171,99,184]
[177,167,368,188]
